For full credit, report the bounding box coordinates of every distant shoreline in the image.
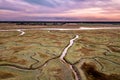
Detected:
[0,21,120,24]
[0,22,119,30]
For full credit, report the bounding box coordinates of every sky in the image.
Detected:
[0,0,120,21]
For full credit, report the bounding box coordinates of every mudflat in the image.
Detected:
[0,24,120,80]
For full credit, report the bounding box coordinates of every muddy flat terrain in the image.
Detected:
[0,24,120,80]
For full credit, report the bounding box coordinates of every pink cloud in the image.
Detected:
[0,0,120,21]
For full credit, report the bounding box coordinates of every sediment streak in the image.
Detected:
[60,35,80,80]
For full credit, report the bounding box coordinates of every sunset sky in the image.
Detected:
[0,0,120,21]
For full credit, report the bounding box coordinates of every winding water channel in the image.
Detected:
[17,29,25,35]
[59,35,80,80]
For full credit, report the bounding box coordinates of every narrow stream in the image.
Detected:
[17,29,25,35]
[59,35,79,80]
[60,35,79,60]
